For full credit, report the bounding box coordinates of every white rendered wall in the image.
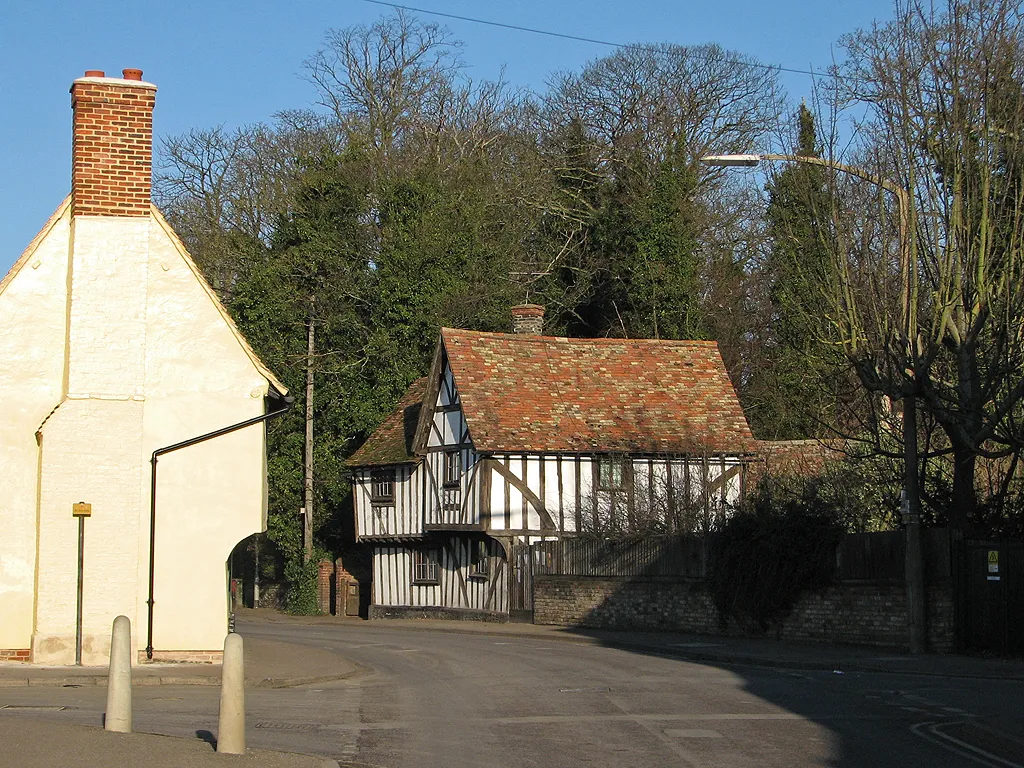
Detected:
[0,207,71,651]
[1,206,274,664]
[138,216,267,655]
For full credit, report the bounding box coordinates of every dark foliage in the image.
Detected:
[707,488,842,632]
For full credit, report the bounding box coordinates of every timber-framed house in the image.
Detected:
[347,305,758,620]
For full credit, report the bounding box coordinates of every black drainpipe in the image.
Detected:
[146,391,292,660]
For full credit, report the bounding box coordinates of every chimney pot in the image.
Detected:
[84,70,105,78]
[122,68,143,81]
[511,304,545,335]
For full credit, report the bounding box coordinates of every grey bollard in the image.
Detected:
[104,615,132,733]
[216,632,245,754]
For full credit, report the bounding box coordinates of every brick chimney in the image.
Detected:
[70,69,156,217]
[511,304,545,335]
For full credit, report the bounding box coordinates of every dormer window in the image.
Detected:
[371,469,394,503]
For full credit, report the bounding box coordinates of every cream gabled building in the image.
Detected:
[0,69,287,665]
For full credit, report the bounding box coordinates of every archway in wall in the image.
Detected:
[227,533,284,611]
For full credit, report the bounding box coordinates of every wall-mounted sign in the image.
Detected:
[72,502,92,518]
[988,550,999,573]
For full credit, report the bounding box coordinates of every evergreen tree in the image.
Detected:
[751,105,843,439]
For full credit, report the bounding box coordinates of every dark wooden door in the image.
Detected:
[509,544,533,621]
[963,540,1024,654]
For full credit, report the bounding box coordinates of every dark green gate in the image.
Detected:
[963,540,1024,654]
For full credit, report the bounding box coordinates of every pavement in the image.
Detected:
[0,628,357,768]
[0,633,361,689]
[3,609,1023,767]
[0,719,337,768]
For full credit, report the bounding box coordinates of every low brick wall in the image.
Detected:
[534,575,954,652]
[370,605,508,623]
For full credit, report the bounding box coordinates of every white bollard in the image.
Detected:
[104,615,132,733]
[216,632,245,754]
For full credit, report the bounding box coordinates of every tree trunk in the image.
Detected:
[950,443,976,535]
[303,302,315,562]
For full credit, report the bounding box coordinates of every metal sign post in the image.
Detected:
[72,502,92,665]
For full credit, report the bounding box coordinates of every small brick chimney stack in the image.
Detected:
[511,304,545,335]
[70,68,156,217]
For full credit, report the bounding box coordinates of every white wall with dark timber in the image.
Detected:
[423,447,482,528]
[485,455,577,534]
[481,454,749,536]
[371,537,508,614]
[353,464,423,540]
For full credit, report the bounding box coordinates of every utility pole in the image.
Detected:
[303,298,315,562]
[902,394,927,653]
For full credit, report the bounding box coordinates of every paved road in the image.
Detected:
[3,619,1023,767]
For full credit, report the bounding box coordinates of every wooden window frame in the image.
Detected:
[443,449,461,488]
[370,468,395,503]
[597,456,628,491]
[469,539,490,579]
[412,548,440,585]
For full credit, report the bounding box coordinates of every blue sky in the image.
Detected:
[1,0,895,274]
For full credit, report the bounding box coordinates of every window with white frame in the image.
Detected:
[412,548,440,584]
[443,450,461,488]
[470,539,490,578]
[370,469,394,503]
[597,457,627,491]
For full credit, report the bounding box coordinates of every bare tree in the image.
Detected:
[816,0,1024,529]
[303,11,464,157]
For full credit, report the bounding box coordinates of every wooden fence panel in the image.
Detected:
[534,529,950,585]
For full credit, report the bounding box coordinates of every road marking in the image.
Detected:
[664,729,723,739]
[0,705,66,711]
[910,721,1024,768]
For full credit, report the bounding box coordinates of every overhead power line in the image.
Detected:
[361,0,837,81]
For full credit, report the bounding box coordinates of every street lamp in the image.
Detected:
[702,152,927,654]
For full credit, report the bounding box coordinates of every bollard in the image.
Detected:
[216,632,245,754]
[104,615,132,733]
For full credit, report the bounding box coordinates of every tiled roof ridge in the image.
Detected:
[440,327,720,346]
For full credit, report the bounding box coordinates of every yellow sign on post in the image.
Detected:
[988,550,999,573]
[72,502,92,518]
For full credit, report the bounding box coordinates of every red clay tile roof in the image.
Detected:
[441,330,756,455]
[346,378,426,467]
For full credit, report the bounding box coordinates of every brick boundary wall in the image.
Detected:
[369,605,509,623]
[534,576,955,653]
[317,559,334,615]
[0,649,31,662]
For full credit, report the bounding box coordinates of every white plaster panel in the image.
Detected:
[33,399,144,665]
[508,457,524,530]
[66,217,150,396]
